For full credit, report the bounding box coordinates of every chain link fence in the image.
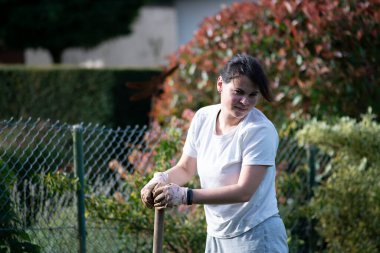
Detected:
[0,118,160,253]
[0,118,329,253]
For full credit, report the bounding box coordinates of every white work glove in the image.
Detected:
[153,183,188,209]
[141,172,168,208]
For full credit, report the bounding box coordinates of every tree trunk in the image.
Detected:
[0,50,25,63]
[49,49,63,64]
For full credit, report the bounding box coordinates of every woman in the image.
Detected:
[141,54,288,252]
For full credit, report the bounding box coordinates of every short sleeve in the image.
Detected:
[241,124,278,166]
[183,112,199,158]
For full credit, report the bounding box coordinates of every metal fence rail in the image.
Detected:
[0,118,329,253]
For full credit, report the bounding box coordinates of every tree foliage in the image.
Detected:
[0,0,146,63]
[153,0,380,124]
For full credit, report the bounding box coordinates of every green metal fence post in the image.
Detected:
[308,146,317,194]
[307,145,317,253]
[73,125,86,253]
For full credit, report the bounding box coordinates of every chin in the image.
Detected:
[232,111,248,119]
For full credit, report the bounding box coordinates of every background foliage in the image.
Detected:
[152,0,380,125]
[86,120,207,252]
[0,66,161,127]
[126,1,380,251]
[1,0,379,252]
[296,111,380,252]
[0,0,147,63]
[0,161,41,253]
[3,113,378,252]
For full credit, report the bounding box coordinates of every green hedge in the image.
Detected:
[296,111,380,252]
[0,66,162,127]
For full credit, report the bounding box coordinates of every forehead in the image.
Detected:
[228,76,258,91]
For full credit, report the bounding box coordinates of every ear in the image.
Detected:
[217,76,223,93]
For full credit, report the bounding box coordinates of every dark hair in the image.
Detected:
[220,54,272,102]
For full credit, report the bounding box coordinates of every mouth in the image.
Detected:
[234,106,248,113]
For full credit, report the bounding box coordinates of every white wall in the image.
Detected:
[175,0,246,45]
[25,6,177,68]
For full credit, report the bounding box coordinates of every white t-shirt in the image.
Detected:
[183,104,279,238]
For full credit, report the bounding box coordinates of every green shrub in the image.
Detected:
[108,121,206,252]
[277,164,318,252]
[276,139,329,252]
[296,110,380,252]
[311,162,380,253]
[85,172,206,253]
[0,160,41,253]
[0,136,71,227]
[55,119,207,252]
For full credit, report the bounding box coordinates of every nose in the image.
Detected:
[240,96,250,105]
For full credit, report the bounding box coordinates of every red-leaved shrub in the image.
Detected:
[153,0,380,124]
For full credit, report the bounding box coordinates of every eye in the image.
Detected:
[234,89,244,95]
[249,92,259,97]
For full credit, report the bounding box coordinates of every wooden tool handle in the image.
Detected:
[153,208,165,253]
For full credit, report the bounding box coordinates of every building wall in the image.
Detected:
[175,0,244,45]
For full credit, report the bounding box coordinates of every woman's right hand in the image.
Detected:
[140,172,168,208]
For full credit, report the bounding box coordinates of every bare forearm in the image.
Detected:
[164,154,197,186]
[166,165,194,186]
[192,184,254,205]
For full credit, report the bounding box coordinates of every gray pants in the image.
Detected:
[205,214,288,253]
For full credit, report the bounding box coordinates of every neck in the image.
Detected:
[216,110,242,135]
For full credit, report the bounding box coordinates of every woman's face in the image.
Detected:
[218,75,259,121]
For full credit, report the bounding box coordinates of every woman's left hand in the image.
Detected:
[153,183,187,209]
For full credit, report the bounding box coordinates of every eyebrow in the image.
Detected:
[235,88,259,94]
